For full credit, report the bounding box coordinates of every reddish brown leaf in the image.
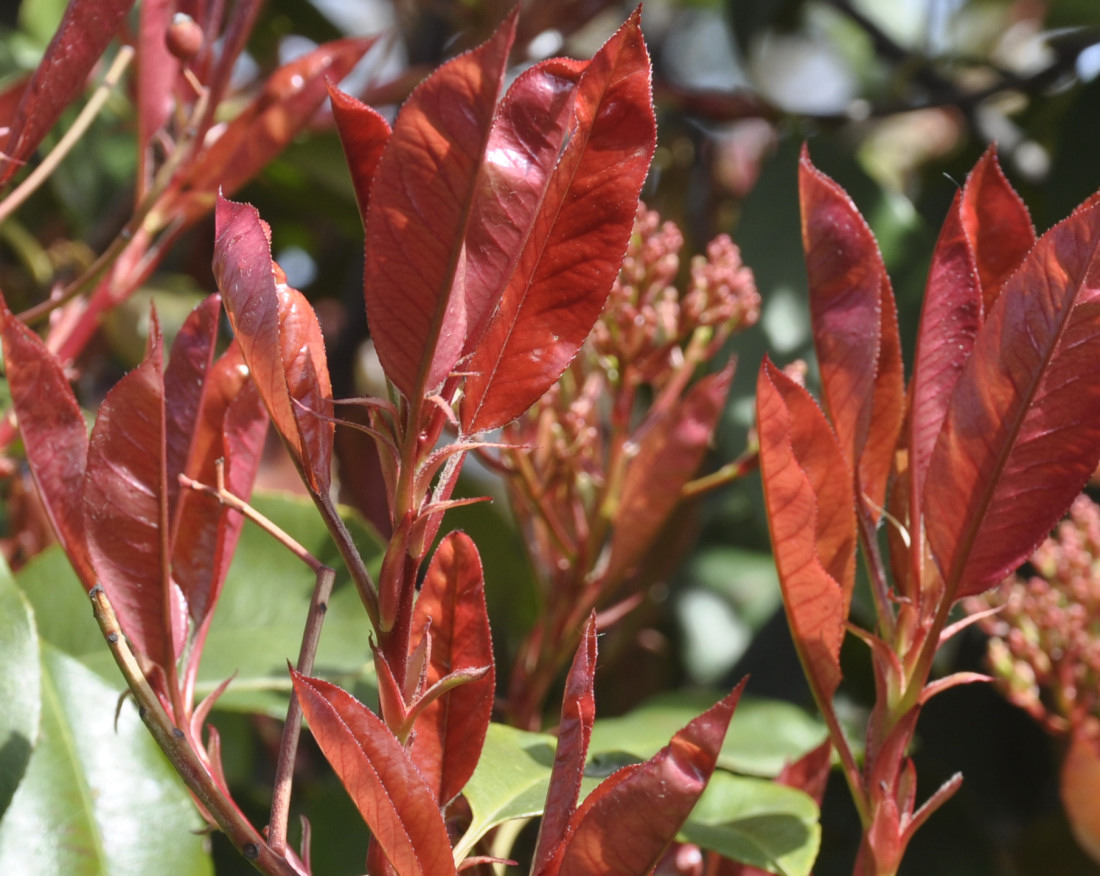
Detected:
[83,316,184,669]
[291,671,459,876]
[604,361,733,585]
[0,0,134,186]
[136,0,178,163]
[364,12,518,400]
[908,190,982,511]
[408,532,495,807]
[924,202,1100,599]
[548,680,746,876]
[1061,728,1100,864]
[756,358,856,703]
[532,614,598,873]
[959,146,1035,312]
[328,81,391,221]
[172,341,268,626]
[178,36,375,215]
[799,148,903,516]
[213,195,334,493]
[0,303,93,587]
[460,9,657,433]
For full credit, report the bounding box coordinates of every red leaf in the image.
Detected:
[460,9,657,433]
[799,148,903,517]
[179,36,375,214]
[329,81,391,221]
[756,358,856,703]
[604,361,733,585]
[924,202,1100,598]
[549,680,746,876]
[0,0,134,185]
[364,12,518,400]
[83,316,184,669]
[532,614,597,873]
[172,341,268,626]
[959,146,1035,312]
[0,303,93,587]
[908,190,983,511]
[136,0,178,161]
[213,195,334,493]
[408,532,495,807]
[291,671,459,876]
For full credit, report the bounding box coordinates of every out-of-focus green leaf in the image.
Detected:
[681,771,820,876]
[587,692,827,777]
[0,645,211,875]
[0,562,38,821]
[17,492,383,717]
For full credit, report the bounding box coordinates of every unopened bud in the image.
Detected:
[166,12,203,62]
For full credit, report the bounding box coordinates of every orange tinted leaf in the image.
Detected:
[756,358,855,703]
[291,671,458,876]
[924,202,1100,598]
[549,681,745,876]
[1062,728,1100,864]
[460,9,656,432]
[409,532,495,807]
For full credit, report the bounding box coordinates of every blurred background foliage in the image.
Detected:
[3,0,1100,873]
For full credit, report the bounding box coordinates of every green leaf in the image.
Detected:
[0,645,211,875]
[0,562,38,821]
[455,723,558,859]
[587,693,828,777]
[17,492,384,716]
[681,771,821,876]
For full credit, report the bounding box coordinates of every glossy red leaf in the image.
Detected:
[604,361,733,585]
[364,12,517,400]
[291,671,459,876]
[461,9,657,433]
[213,195,334,493]
[0,0,134,186]
[408,532,495,807]
[908,190,983,510]
[756,358,856,703]
[532,614,598,873]
[959,146,1035,312]
[548,680,746,876]
[172,342,268,626]
[83,317,184,669]
[924,202,1100,599]
[178,37,374,215]
[328,81,391,222]
[0,303,93,587]
[799,148,903,517]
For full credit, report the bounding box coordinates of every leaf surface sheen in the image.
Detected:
[533,614,598,873]
[0,0,134,186]
[83,321,184,670]
[550,680,746,876]
[409,532,494,808]
[363,13,518,400]
[925,202,1100,598]
[213,196,333,493]
[0,304,93,587]
[799,148,902,514]
[756,359,855,702]
[461,9,657,433]
[291,671,458,876]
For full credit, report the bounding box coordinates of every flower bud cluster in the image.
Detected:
[590,204,759,384]
[967,493,1100,734]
